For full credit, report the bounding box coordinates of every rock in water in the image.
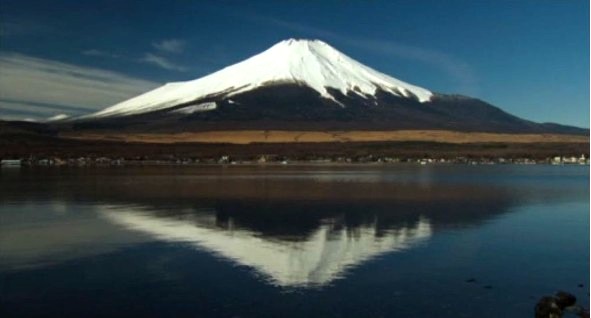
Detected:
[535,296,562,318]
[555,291,577,310]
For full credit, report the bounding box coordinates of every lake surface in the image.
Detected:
[0,165,588,317]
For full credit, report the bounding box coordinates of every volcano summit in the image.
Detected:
[89,39,432,118]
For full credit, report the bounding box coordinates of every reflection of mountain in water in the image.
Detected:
[1,166,586,285]
[102,206,431,287]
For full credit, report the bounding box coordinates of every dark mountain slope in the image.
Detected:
[67,83,587,135]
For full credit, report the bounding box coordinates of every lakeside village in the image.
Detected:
[1,154,589,167]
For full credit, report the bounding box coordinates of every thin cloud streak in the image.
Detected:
[241,13,479,95]
[140,53,187,72]
[81,50,188,72]
[0,53,159,120]
[0,105,46,118]
[152,39,186,54]
[0,101,73,121]
[0,98,92,116]
[80,50,188,72]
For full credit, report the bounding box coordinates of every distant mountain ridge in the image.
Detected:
[50,39,586,135]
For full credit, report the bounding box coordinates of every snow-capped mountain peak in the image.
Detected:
[89,39,432,118]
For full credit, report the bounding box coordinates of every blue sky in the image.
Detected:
[0,0,588,127]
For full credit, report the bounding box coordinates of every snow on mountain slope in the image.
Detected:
[46,114,70,122]
[88,39,433,118]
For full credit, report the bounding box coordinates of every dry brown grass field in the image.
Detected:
[63,130,589,144]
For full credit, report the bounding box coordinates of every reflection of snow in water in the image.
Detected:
[101,207,432,287]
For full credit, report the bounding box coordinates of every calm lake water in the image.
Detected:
[0,165,588,317]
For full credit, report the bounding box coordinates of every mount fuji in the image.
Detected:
[73,39,583,135]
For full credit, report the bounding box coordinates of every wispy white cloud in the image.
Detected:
[152,39,186,54]
[0,99,80,119]
[0,53,159,120]
[140,53,187,72]
[82,49,188,72]
[240,14,479,95]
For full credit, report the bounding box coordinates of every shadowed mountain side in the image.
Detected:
[0,120,59,136]
[67,84,587,135]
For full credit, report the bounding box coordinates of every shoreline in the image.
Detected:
[2,157,589,167]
